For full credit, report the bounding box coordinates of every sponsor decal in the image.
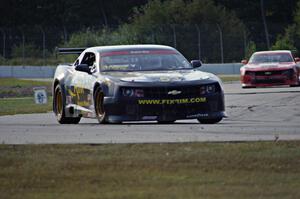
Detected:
[101,50,177,57]
[138,97,206,105]
[186,113,209,118]
[68,87,84,99]
[68,86,91,107]
[159,77,171,82]
[77,101,90,107]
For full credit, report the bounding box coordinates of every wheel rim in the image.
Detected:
[55,89,63,117]
[95,91,105,118]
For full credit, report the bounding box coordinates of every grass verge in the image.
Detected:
[0,78,52,98]
[0,97,52,116]
[218,75,240,82]
[0,78,51,87]
[0,78,52,115]
[0,141,299,199]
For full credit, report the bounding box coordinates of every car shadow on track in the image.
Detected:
[76,121,229,126]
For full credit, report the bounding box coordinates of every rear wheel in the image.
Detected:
[197,117,222,124]
[53,84,81,124]
[94,87,108,124]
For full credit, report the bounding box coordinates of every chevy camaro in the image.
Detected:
[53,45,226,124]
[240,50,300,88]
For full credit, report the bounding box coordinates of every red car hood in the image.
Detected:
[243,62,295,71]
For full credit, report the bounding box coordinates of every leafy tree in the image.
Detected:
[115,0,246,62]
[65,27,137,48]
[214,0,298,50]
[65,0,247,62]
[245,41,257,59]
[272,1,300,53]
[272,25,297,51]
[11,43,43,58]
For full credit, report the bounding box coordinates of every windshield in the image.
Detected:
[100,50,192,72]
[249,53,294,64]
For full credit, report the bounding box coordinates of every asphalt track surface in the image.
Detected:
[0,82,300,144]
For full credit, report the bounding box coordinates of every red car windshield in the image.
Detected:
[100,50,192,71]
[249,53,294,64]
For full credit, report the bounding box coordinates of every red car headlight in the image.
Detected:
[245,71,255,76]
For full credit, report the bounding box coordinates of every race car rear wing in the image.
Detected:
[56,47,87,55]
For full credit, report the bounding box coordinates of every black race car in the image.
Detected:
[53,45,226,124]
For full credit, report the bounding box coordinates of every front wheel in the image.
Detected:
[94,87,108,124]
[53,84,81,124]
[290,79,300,87]
[197,117,222,124]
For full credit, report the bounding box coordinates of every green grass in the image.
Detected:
[0,78,52,115]
[0,78,52,98]
[0,97,52,116]
[0,78,51,87]
[218,75,240,82]
[0,141,299,199]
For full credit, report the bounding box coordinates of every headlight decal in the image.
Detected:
[122,88,144,97]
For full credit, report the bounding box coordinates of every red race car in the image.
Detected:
[240,50,300,88]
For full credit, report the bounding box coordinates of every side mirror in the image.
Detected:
[294,57,300,63]
[191,60,202,68]
[241,60,248,65]
[75,64,91,74]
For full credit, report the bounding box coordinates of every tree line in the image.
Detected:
[0,0,299,63]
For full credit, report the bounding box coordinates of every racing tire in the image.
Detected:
[290,78,300,87]
[94,87,108,124]
[53,84,81,124]
[197,117,222,124]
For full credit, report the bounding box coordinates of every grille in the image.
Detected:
[140,83,221,98]
[137,101,221,117]
[254,79,285,84]
[119,83,223,118]
[253,69,294,78]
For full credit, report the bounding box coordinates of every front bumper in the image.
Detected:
[103,92,225,122]
[241,74,299,87]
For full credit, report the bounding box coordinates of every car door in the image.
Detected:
[71,52,98,110]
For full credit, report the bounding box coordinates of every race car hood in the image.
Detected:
[242,62,295,71]
[101,70,216,83]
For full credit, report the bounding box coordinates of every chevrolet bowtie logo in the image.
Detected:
[168,90,182,95]
[265,71,272,75]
